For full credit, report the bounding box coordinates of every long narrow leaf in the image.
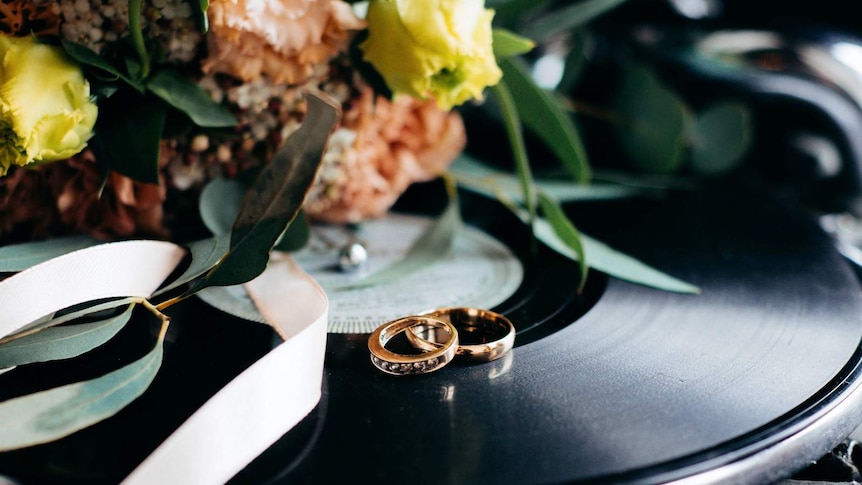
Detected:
[0,298,136,345]
[0,337,164,451]
[492,28,535,58]
[535,219,700,293]
[538,193,588,291]
[0,305,135,367]
[450,155,645,203]
[153,235,229,297]
[499,57,590,183]
[491,81,537,225]
[522,0,629,41]
[186,92,340,293]
[337,179,463,290]
[0,236,99,272]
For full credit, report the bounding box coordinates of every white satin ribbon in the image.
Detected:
[0,241,185,339]
[122,254,328,484]
[0,241,329,484]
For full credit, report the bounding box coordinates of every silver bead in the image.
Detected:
[338,242,368,272]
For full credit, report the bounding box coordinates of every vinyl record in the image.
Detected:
[2,187,862,485]
[234,187,862,484]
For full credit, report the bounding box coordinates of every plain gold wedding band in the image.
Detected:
[409,307,515,363]
[368,316,458,375]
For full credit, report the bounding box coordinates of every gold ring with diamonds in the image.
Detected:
[368,316,458,375]
[408,307,515,363]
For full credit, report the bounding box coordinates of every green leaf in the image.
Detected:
[450,155,643,204]
[197,285,266,324]
[0,298,137,345]
[152,235,229,297]
[60,40,145,92]
[188,93,340,291]
[522,0,630,41]
[535,219,700,293]
[336,180,463,290]
[614,64,688,173]
[0,236,100,273]
[0,336,163,451]
[148,69,237,128]
[274,210,310,252]
[689,102,753,175]
[91,90,166,184]
[491,80,537,224]
[0,305,134,367]
[492,29,535,58]
[538,193,588,291]
[557,29,590,93]
[199,177,245,235]
[499,57,591,183]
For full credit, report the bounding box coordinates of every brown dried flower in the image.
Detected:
[0,0,60,37]
[48,150,169,240]
[202,0,365,85]
[305,86,467,223]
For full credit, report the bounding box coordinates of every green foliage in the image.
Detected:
[0,236,99,272]
[185,93,340,292]
[614,65,688,173]
[522,0,630,41]
[492,29,535,58]
[0,305,134,367]
[90,90,166,184]
[0,335,164,451]
[491,80,537,223]
[538,193,588,291]
[499,56,591,183]
[689,102,753,175]
[147,70,237,127]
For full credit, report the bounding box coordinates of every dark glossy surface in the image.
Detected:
[3,188,862,484]
[252,189,862,484]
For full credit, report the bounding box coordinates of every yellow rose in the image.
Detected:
[0,35,98,176]
[360,0,502,110]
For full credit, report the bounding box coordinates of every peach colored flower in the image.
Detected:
[305,84,466,223]
[202,0,365,85]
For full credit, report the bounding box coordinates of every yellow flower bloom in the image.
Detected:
[0,35,97,176]
[360,0,502,110]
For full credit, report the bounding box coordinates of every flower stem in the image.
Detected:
[128,0,150,78]
[134,297,170,339]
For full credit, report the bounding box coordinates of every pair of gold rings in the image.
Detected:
[368,308,515,376]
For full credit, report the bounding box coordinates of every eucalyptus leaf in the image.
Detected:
[0,305,134,367]
[0,236,100,273]
[522,0,629,41]
[0,298,137,345]
[557,29,590,93]
[336,184,462,290]
[0,337,163,451]
[152,235,230,297]
[538,193,587,291]
[91,90,166,184]
[499,57,591,183]
[615,65,688,173]
[188,93,340,292]
[274,211,311,252]
[492,29,535,58]
[535,219,700,294]
[450,155,645,203]
[148,70,237,127]
[197,286,266,324]
[199,177,245,235]
[689,102,753,175]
